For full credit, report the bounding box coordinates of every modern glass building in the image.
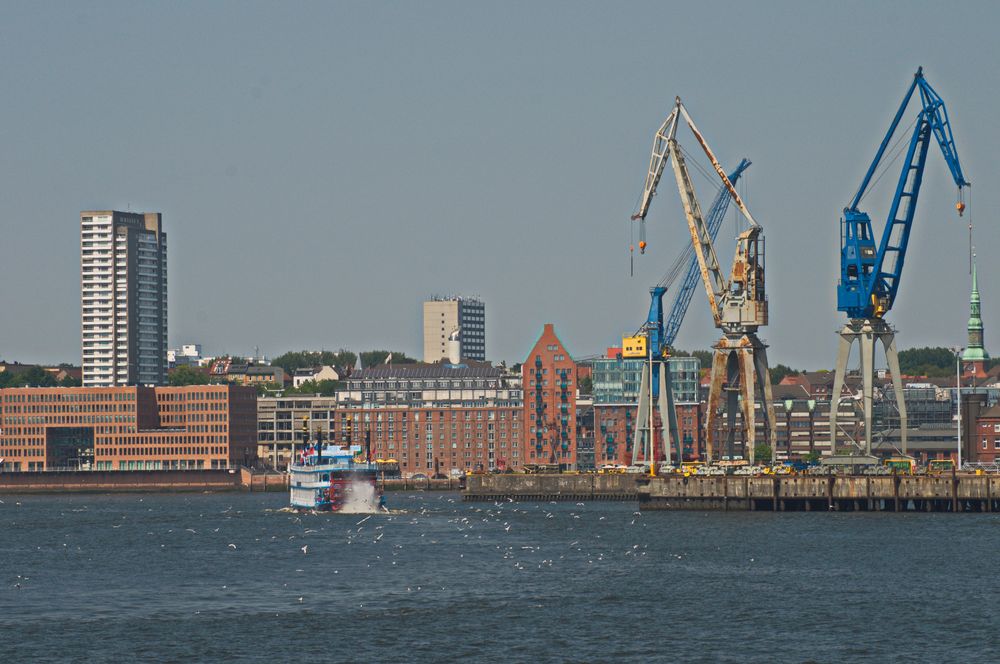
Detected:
[592,356,700,405]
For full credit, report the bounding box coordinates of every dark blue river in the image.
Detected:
[1,492,999,663]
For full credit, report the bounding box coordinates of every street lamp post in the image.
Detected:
[952,347,964,470]
[806,399,817,457]
[784,399,794,460]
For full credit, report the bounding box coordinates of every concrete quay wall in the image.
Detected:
[0,469,247,494]
[463,473,639,501]
[380,477,464,492]
[641,474,1000,512]
[0,470,466,495]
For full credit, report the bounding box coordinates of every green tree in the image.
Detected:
[272,350,357,374]
[360,350,417,368]
[286,379,342,396]
[691,350,713,368]
[59,374,82,387]
[8,366,57,387]
[168,365,211,386]
[897,346,956,377]
[753,442,773,464]
[577,375,593,395]
[769,364,800,384]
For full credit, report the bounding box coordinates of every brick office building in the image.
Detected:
[0,384,257,471]
[975,405,1000,464]
[259,363,524,476]
[523,324,577,468]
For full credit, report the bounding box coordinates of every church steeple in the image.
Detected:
[962,261,988,378]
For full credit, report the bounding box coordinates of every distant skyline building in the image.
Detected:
[81,211,167,387]
[962,262,989,379]
[423,296,485,362]
[167,344,203,368]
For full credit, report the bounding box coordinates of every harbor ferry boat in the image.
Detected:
[289,443,397,511]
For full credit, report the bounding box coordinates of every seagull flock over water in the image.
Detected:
[3,492,672,613]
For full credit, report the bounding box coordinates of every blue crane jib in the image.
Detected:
[837,67,969,320]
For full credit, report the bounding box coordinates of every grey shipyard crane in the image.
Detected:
[624,159,750,469]
[631,97,776,464]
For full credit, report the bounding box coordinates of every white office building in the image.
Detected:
[423,296,486,362]
[81,211,167,387]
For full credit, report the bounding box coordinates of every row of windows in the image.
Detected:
[2,392,137,404]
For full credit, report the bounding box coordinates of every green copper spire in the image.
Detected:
[963,261,988,362]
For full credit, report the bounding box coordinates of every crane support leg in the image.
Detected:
[659,364,680,465]
[882,331,908,455]
[829,318,907,457]
[739,348,757,464]
[631,364,651,464]
[705,335,775,465]
[705,350,727,462]
[860,326,875,456]
[725,351,739,459]
[829,327,854,453]
[753,343,778,463]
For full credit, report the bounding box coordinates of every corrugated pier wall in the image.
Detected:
[463,473,639,501]
[463,473,1000,512]
[640,474,1000,512]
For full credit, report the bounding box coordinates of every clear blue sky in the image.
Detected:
[1,1,997,369]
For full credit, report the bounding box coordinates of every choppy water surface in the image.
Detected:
[2,492,1000,663]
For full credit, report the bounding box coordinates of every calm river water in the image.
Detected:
[1,491,999,663]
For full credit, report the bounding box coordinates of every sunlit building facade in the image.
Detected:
[0,385,256,471]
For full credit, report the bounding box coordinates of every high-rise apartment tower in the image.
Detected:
[423,296,485,362]
[81,211,167,387]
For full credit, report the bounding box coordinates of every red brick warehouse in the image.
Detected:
[522,324,577,469]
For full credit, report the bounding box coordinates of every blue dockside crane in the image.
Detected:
[830,68,970,457]
[837,67,969,320]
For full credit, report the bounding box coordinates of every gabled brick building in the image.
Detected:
[522,324,577,469]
